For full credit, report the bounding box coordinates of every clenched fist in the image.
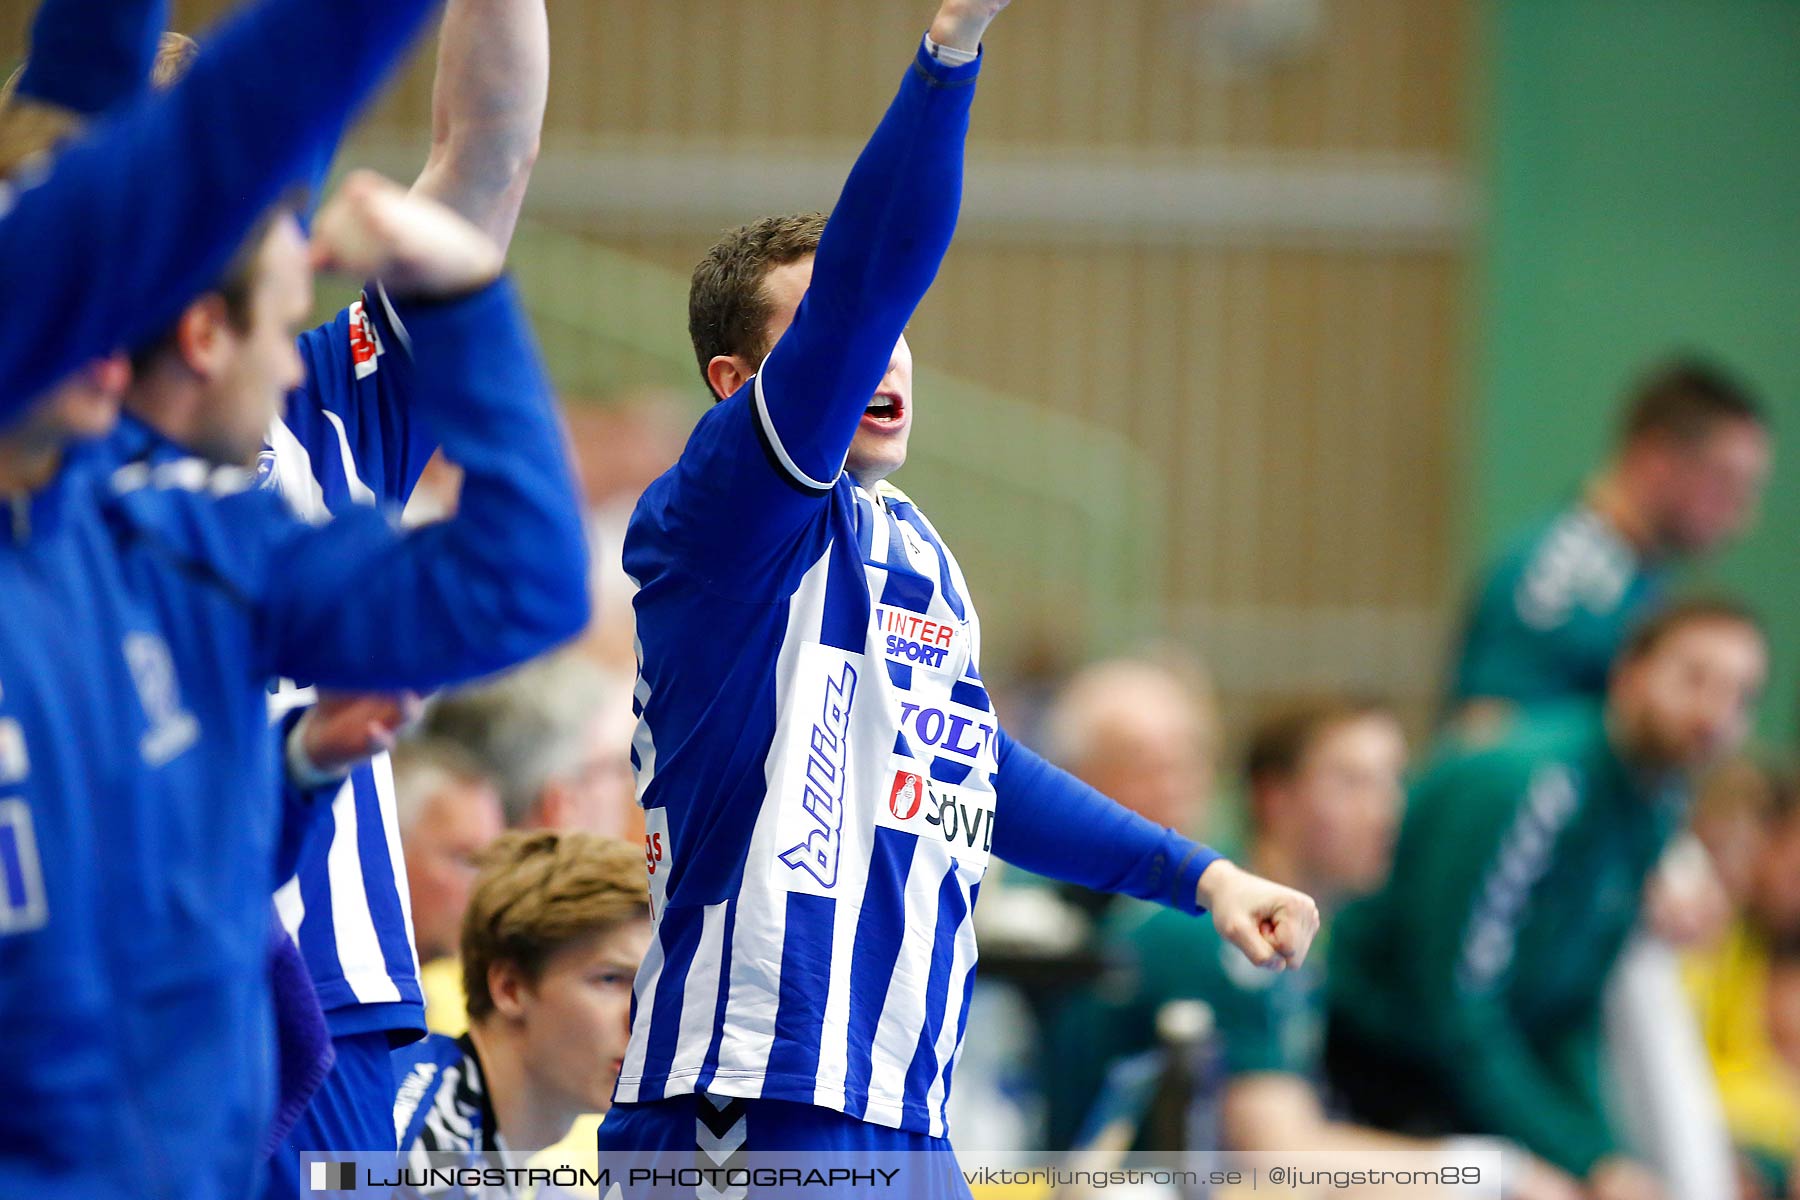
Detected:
[1197,858,1320,971]
[290,690,425,783]
[310,169,504,301]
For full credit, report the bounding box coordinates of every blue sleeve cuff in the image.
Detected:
[1174,841,1225,916]
[273,706,340,882]
[912,35,983,86]
[380,273,515,339]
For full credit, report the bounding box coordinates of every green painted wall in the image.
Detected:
[1478,0,1800,741]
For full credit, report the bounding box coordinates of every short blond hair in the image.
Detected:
[1,32,199,181]
[151,32,199,89]
[461,831,649,1022]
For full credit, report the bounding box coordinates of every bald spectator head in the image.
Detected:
[393,739,505,964]
[423,650,638,837]
[1041,657,1219,836]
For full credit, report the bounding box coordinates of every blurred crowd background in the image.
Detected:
[11,0,1796,1194]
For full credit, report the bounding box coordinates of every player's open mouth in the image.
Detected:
[863,393,905,427]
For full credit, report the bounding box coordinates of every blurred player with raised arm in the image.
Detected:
[8,0,554,1179]
[0,169,589,1198]
[0,1,458,1193]
[0,0,444,412]
[602,1,1315,1188]
[260,0,551,1182]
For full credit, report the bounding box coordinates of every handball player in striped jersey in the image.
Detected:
[602,1,1319,1190]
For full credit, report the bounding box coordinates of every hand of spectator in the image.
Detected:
[291,690,424,782]
[310,169,505,300]
[1197,858,1320,970]
[1587,1156,1667,1200]
[1644,834,1733,948]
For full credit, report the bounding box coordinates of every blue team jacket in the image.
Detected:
[0,278,589,1199]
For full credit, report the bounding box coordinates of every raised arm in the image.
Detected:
[752,1,1003,490]
[251,174,589,689]
[0,0,440,418]
[408,0,548,254]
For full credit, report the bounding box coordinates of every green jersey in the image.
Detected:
[1328,704,1685,1174]
[1040,885,1321,1149]
[1449,505,1665,708]
[1103,900,1323,1077]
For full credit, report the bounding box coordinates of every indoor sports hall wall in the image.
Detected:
[363,0,1475,734]
[24,0,1475,734]
[1477,0,1800,741]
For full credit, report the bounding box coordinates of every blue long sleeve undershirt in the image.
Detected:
[246,277,591,690]
[991,728,1220,915]
[756,40,981,490]
[0,0,440,418]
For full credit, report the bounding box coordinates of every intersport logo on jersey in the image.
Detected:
[877,607,959,670]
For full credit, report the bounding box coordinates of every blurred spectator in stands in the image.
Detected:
[1043,656,1220,835]
[1767,943,1800,1199]
[1036,656,1221,913]
[1686,767,1800,1199]
[1443,358,1770,1199]
[1041,697,1581,1195]
[564,391,686,679]
[422,649,639,839]
[956,654,1219,1149]
[1039,696,1398,1148]
[1328,600,1767,1200]
[417,650,641,1034]
[394,739,505,966]
[1447,357,1769,736]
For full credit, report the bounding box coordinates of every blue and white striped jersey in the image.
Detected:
[614,41,993,1138]
[267,286,436,1039]
[615,40,1219,1142]
[622,444,997,1138]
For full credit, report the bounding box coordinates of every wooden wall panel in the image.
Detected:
[2,0,1474,731]
[89,0,1461,158]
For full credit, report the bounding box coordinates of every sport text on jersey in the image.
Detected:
[877,606,958,670]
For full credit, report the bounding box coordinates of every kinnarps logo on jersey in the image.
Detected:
[776,657,858,889]
[347,299,385,381]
